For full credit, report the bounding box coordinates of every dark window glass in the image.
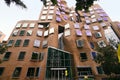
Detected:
[0,67,4,76]
[18,52,26,60]
[14,40,22,47]
[27,68,35,77]
[31,52,39,60]
[91,52,97,59]
[12,67,22,77]
[77,67,92,75]
[7,40,14,47]
[76,39,84,48]
[80,53,87,61]
[89,42,94,49]
[19,30,25,36]
[35,67,40,77]
[97,66,104,74]
[23,39,30,47]
[27,67,40,77]
[3,52,11,61]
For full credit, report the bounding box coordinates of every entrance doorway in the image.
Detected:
[50,68,66,80]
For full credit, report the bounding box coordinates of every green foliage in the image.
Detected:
[4,0,27,8]
[95,45,120,75]
[0,44,8,54]
[75,0,97,11]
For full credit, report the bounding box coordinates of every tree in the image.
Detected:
[95,45,120,76]
[3,0,27,8]
[0,43,8,54]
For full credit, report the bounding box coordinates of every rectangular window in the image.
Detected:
[0,67,4,76]
[91,52,97,59]
[76,39,84,48]
[85,19,91,24]
[80,53,87,61]
[49,10,54,14]
[19,30,25,36]
[42,40,48,48]
[23,39,30,47]
[26,30,32,36]
[77,67,92,76]
[33,39,40,48]
[37,30,43,37]
[44,30,49,37]
[22,23,28,28]
[91,15,95,18]
[93,26,99,30]
[96,66,104,74]
[3,52,11,61]
[14,39,22,47]
[41,16,46,20]
[12,67,22,77]
[64,29,70,37]
[92,18,97,23]
[76,30,82,36]
[18,51,26,60]
[38,24,43,28]
[43,6,48,10]
[42,11,47,14]
[74,23,80,29]
[12,30,19,36]
[49,6,54,9]
[39,52,44,61]
[97,40,106,48]
[31,52,44,61]
[16,23,21,28]
[100,23,106,27]
[86,30,92,36]
[56,16,61,22]
[49,27,54,34]
[7,40,14,47]
[31,52,39,60]
[94,32,102,38]
[97,17,103,22]
[47,15,53,20]
[29,23,35,28]
[84,24,90,30]
[26,67,40,77]
[89,42,94,49]
[65,23,70,29]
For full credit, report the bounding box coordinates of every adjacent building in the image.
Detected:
[0,31,5,43]
[0,0,120,80]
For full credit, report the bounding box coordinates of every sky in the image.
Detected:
[0,0,120,40]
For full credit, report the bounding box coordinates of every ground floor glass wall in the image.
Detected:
[45,47,73,80]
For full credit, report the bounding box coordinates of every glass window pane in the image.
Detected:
[19,30,25,36]
[33,39,40,47]
[22,23,28,28]
[64,29,70,37]
[3,52,11,60]
[27,30,32,36]
[18,52,26,60]
[42,40,48,48]
[7,40,14,47]
[37,30,43,37]
[65,23,70,29]
[15,39,22,47]
[44,30,49,37]
[49,27,54,34]
[12,30,19,36]
[16,23,21,28]
[0,67,4,76]
[29,23,35,28]
[23,39,30,46]
[12,67,21,77]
